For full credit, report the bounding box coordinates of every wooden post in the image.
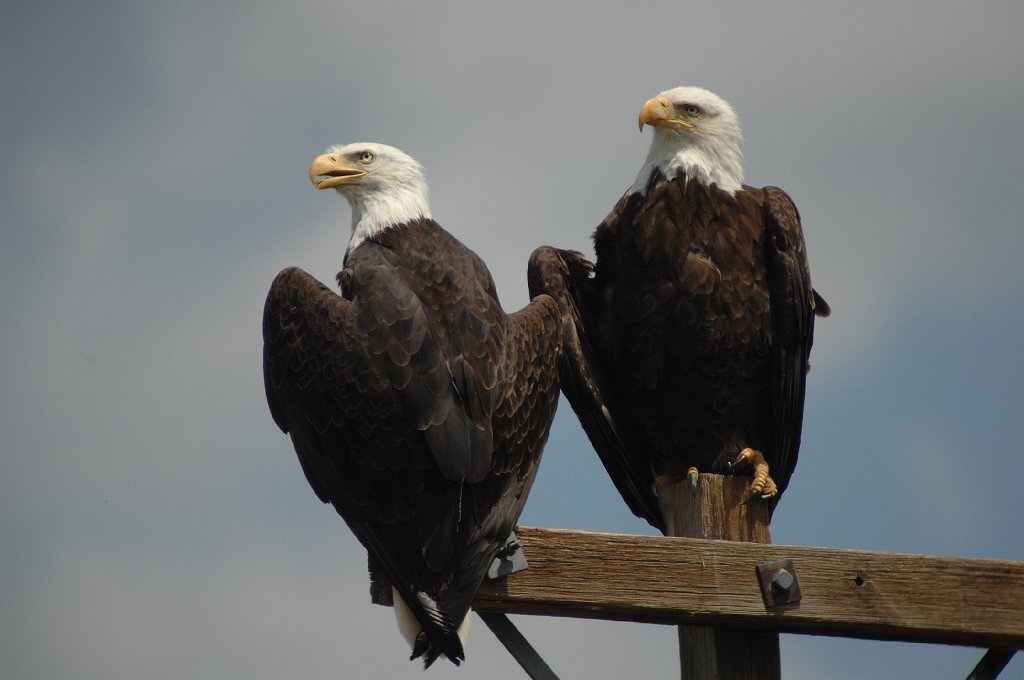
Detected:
[662,473,779,680]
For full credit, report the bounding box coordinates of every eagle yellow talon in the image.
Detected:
[731,447,779,502]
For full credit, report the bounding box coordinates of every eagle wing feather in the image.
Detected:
[761,187,826,500]
[527,246,664,531]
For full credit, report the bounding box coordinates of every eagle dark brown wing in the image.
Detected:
[263,264,469,663]
[527,246,664,531]
[263,220,562,666]
[760,186,829,500]
[455,292,563,582]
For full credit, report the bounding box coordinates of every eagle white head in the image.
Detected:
[309,142,432,251]
[630,86,744,195]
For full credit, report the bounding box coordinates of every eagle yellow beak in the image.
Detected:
[638,96,695,132]
[309,153,367,190]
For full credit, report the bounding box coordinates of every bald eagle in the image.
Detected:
[263,143,563,665]
[530,87,829,534]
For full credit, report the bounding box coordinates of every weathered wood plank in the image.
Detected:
[474,526,1024,649]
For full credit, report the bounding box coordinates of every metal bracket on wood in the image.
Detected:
[489,531,529,579]
[480,533,559,679]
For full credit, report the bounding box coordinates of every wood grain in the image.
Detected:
[474,526,1024,649]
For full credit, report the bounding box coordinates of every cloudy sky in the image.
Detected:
[4,1,1023,678]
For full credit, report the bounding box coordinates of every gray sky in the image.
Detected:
[3,2,1023,678]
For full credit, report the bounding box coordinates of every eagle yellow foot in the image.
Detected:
[687,467,699,494]
[729,448,778,502]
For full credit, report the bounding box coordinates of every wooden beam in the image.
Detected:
[473,526,1024,650]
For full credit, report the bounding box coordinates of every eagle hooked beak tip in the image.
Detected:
[309,153,367,190]
[638,96,695,132]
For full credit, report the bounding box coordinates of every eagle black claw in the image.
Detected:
[687,467,699,495]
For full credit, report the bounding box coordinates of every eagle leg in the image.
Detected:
[729,448,778,502]
[686,467,699,495]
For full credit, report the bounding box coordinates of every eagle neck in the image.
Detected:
[345,186,432,252]
[630,132,743,196]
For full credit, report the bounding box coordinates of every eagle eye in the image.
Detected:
[682,104,702,117]
[358,151,375,163]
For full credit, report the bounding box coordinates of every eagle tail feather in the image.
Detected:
[399,589,466,666]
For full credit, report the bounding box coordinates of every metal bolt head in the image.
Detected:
[756,558,802,608]
[770,568,795,596]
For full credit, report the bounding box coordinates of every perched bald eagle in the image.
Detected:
[530,87,829,535]
[263,143,563,665]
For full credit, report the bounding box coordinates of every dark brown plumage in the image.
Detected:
[264,144,562,665]
[530,87,828,533]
